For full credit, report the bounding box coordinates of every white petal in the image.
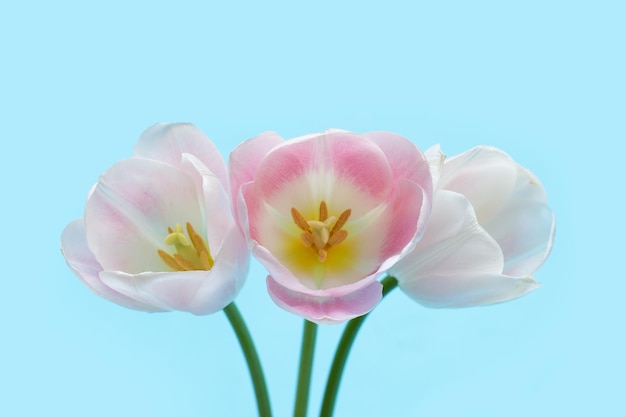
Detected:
[399,272,539,308]
[424,144,445,191]
[85,158,204,273]
[61,219,164,312]
[392,190,537,307]
[133,123,229,189]
[484,200,556,276]
[439,146,517,223]
[481,162,555,276]
[393,190,504,279]
[180,153,233,253]
[99,222,249,315]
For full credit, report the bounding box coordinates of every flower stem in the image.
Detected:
[294,320,318,417]
[319,276,399,417]
[223,302,273,417]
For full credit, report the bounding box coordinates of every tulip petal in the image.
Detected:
[133,123,229,188]
[180,153,233,253]
[399,272,539,308]
[394,191,503,277]
[101,223,249,314]
[85,158,204,273]
[254,131,394,217]
[266,276,383,324]
[392,191,541,307]
[439,146,517,222]
[242,181,392,290]
[363,131,433,197]
[476,161,555,276]
[424,144,445,191]
[229,131,285,213]
[191,224,249,313]
[484,200,556,276]
[378,178,430,262]
[100,270,207,312]
[61,219,164,312]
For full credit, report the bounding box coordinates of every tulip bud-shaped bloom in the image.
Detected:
[61,123,249,314]
[391,145,555,307]
[229,130,433,323]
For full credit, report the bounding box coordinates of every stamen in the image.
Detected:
[319,201,328,221]
[173,253,195,271]
[158,249,182,271]
[327,229,348,247]
[331,209,351,234]
[300,232,314,247]
[158,222,214,272]
[187,222,210,257]
[291,201,352,263]
[200,251,213,270]
[291,207,310,231]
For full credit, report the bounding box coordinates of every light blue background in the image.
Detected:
[1,1,623,416]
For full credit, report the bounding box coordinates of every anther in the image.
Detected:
[319,201,328,221]
[291,207,310,231]
[331,209,351,234]
[300,232,315,247]
[158,222,214,272]
[327,229,348,247]
[291,202,351,263]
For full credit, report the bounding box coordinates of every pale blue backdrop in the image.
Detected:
[1,1,623,416]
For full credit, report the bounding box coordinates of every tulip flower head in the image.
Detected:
[61,123,249,314]
[391,145,555,307]
[230,130,433,323]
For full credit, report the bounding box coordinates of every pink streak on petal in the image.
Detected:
[61,219,164,312]
[255,132,393,204]
[239,182,265,244]
[133,123,229,189]
[266,276,383,324]
[378,179,429,261]
[229,131,284,216]
[363,131,433,197]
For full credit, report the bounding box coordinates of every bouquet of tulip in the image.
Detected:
[61,123,554,417]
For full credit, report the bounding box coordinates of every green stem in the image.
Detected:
[294,320,318,417]
[319,276,399,417]
[223,303,272,417]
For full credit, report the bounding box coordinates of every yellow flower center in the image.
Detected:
[291,201,351,263]
[157,222,214,271]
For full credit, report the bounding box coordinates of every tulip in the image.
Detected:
[61,123,249,314]
[229,130,432,323]
[391,145,555,307]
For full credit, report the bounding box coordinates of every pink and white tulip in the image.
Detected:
[61,123,249,314]
[391,145,555,307]
[229,130,433,323]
